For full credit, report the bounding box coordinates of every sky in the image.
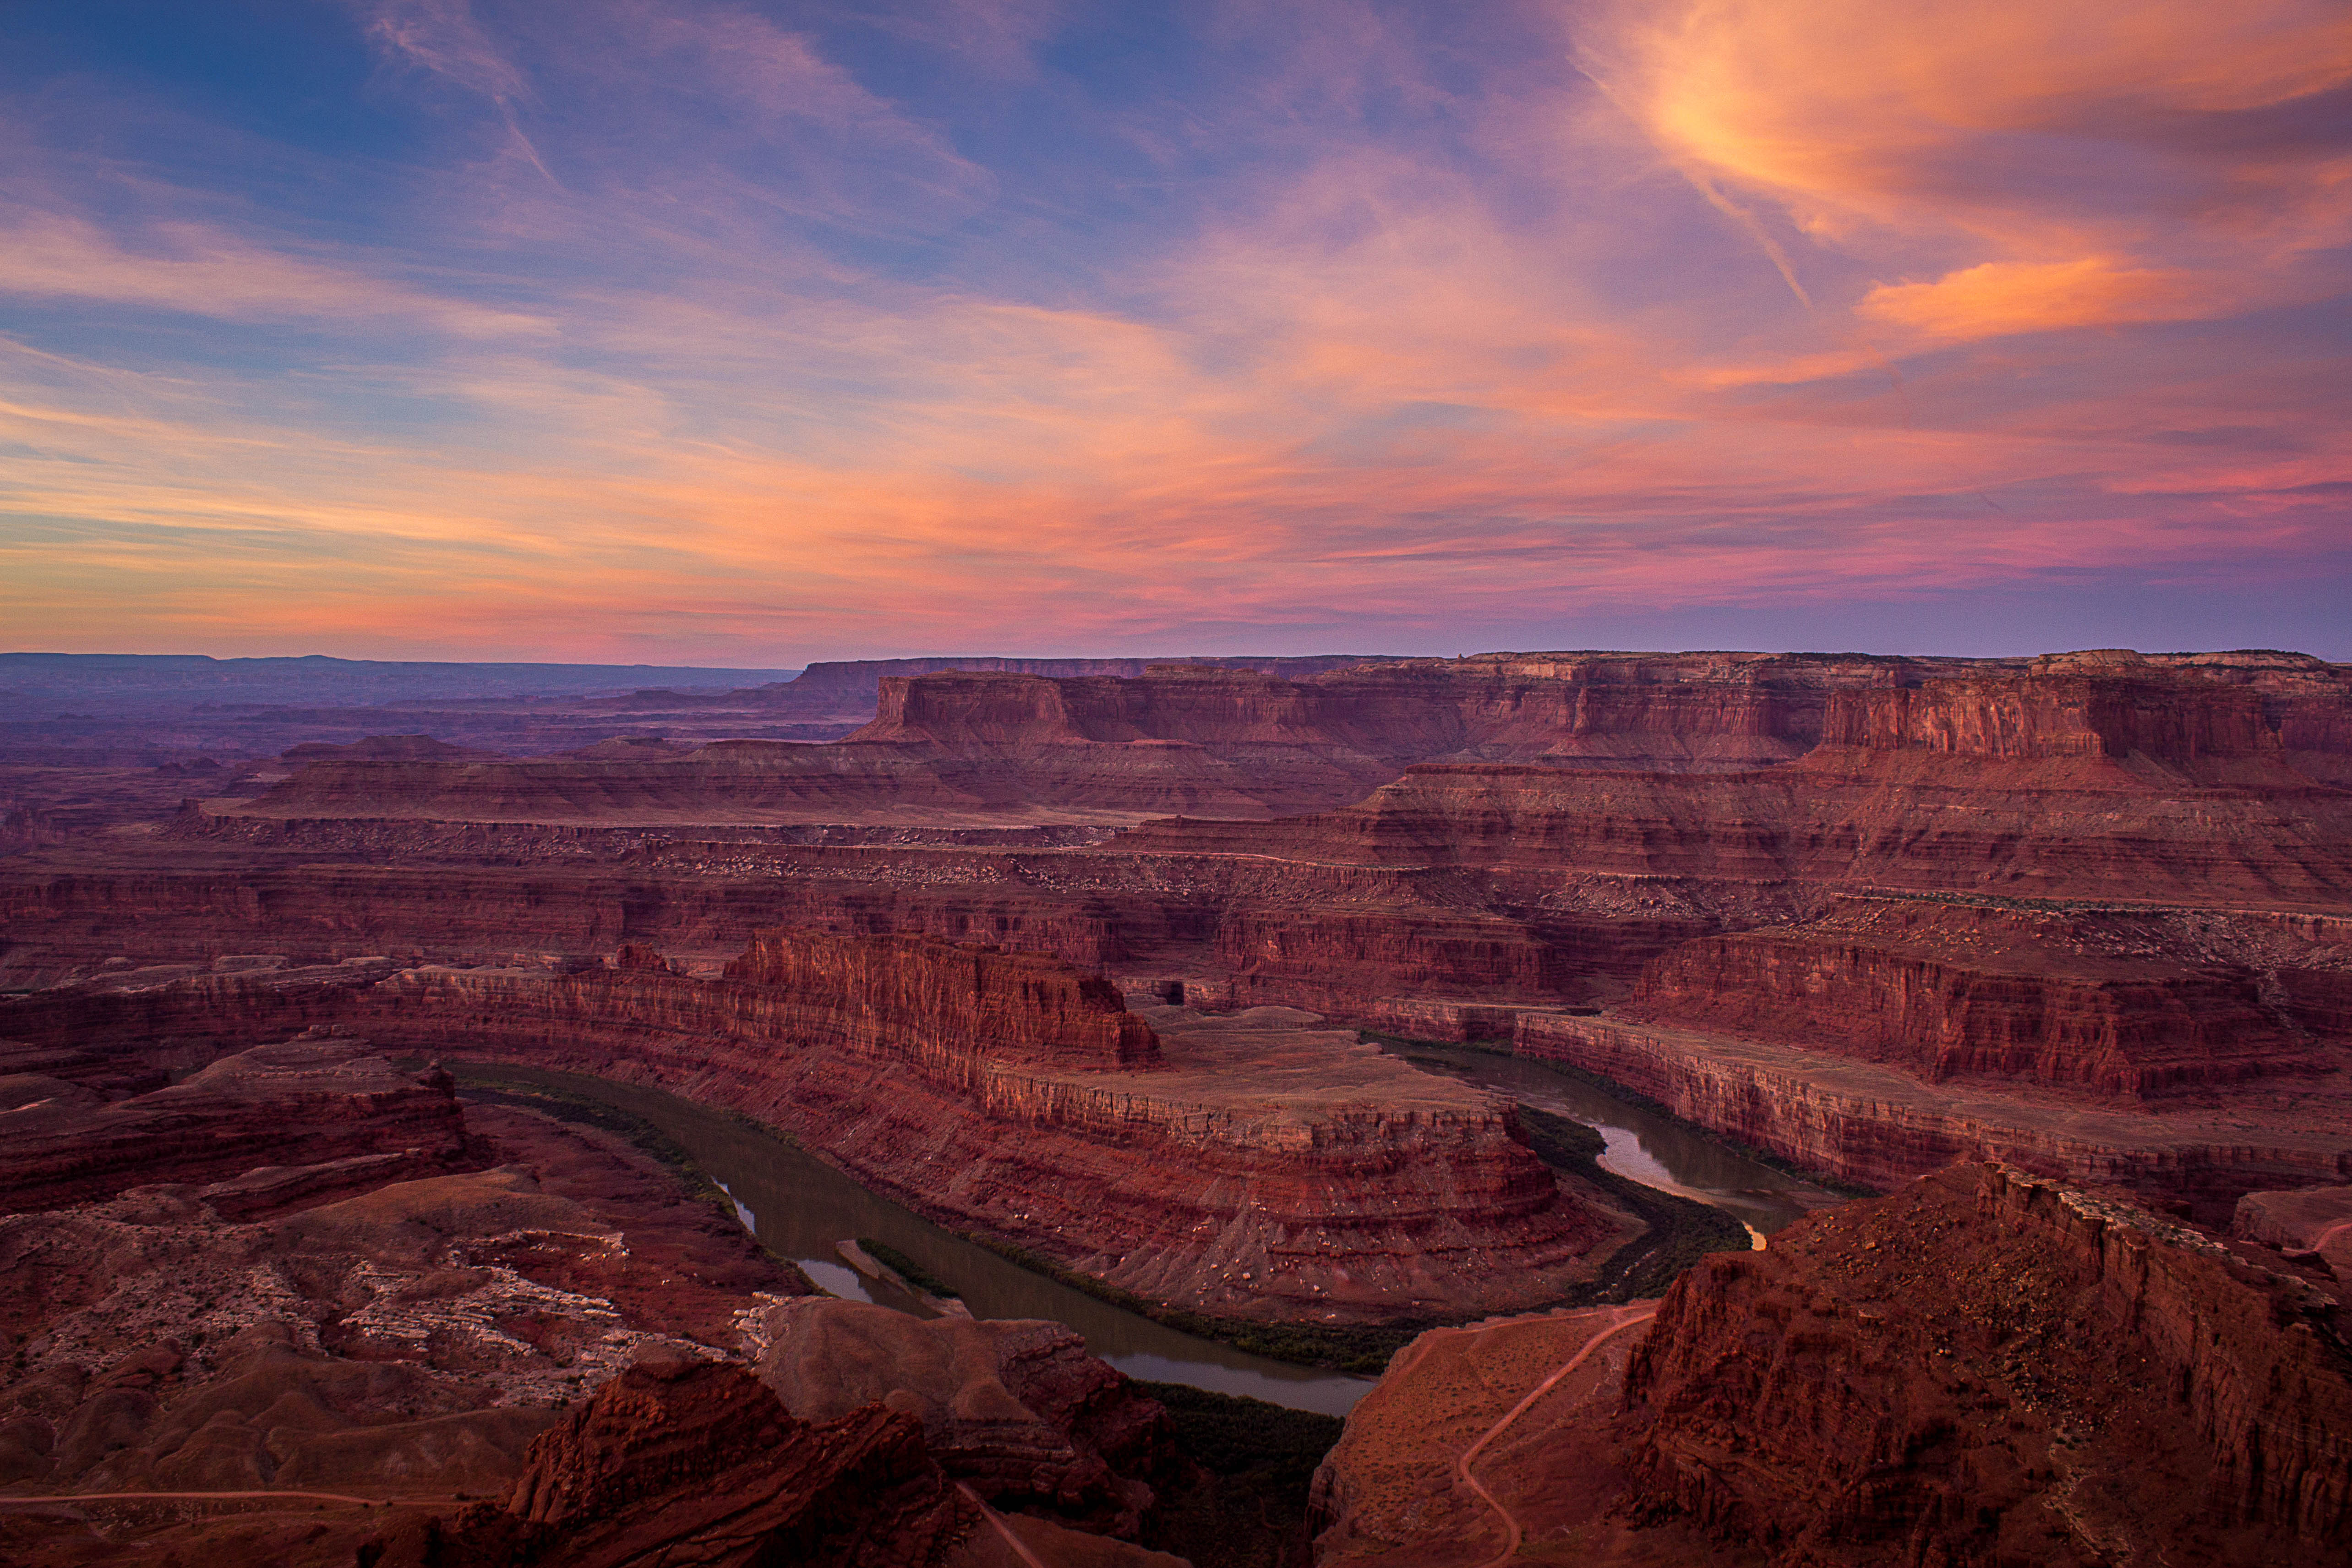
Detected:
[1,0,2347,664]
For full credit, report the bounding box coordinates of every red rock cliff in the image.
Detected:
[1623,914,2322,1096]
[722,927,1159,1069]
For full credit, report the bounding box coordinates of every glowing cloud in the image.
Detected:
[0,1,2343,661]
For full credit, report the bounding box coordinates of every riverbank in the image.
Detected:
[1369,1029,1882,1199]
[442,1066,820,1292]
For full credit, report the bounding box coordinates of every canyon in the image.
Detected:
[5,644,2351,1561]
[0,933,1641,1327]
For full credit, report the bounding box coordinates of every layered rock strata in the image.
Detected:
[199,650,2129,833]
[375,1357,982,1568]
[721,929,1161,1069]
[0,926,1636,1322]
[1622,907,2327,1096]
[1117,681,2352,903]
[351,938,1634,1322]
[10,654,2351,1236]
[1513,1008,2351,1218]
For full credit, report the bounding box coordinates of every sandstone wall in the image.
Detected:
[1512,1011,2351,1210]
[1820,674,2279,760]
[1625,930,2317,1095]
[722,927,1160,1069]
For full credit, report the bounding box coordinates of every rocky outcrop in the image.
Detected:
[755,1298,1172,1535]
[0,1033,467,1214]
[369,1358,979,1568]
[1312,1165,2352,1566]
[2236,1185,2352,1283]
[0,1102,803,1511]
[1621,1164,2352,1563]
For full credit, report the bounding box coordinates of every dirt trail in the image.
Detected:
[1454,1305,1657,1567]
[958,1481,1051,1568]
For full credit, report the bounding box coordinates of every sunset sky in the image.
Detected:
[3,0,2348,663]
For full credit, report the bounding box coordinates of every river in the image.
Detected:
[1372,1042,1848,1237]
[456,1063,1374,1415]
[459,1049,1843,1417]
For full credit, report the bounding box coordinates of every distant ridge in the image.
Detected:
[0,653,801,711]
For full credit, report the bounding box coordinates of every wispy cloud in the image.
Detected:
[0,0,2344,660]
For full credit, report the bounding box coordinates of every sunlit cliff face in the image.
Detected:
[0,0,2345,661]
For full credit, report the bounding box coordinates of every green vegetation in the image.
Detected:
[431,1061,817,1291]
[857,1238,960,1300]
[958,1235,1427,1376]
[1137,1380,1346,1568]
[1512,1104,1754,1300]
[1358,1027,1513,1054]
[1138,1380,1345,1487]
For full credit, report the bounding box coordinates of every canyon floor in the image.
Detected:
[4,646,2350,1563]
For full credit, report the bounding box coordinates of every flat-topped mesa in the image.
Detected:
[722,927,1159,1070]
[759,651,1395,718]
[201,648,2352,834]
[853,650,2007,768]
[852,667,1345,751]
[1816,671,2281,766]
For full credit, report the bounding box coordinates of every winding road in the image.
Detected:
[1455,1305,1658,1568]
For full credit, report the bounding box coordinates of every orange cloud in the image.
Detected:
[1585,0,2352,353]
[1857,258,2218,342]
[2,1,2346,661]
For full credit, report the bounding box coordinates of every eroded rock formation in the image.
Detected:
[1621,1164,2351,1563]
[355,939,1635,1323]
[0,929,1639,1324]
[754,1298,1172,1536]
[366,1357,982,1568]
